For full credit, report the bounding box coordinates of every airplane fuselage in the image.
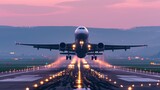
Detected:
[74,26,89,58]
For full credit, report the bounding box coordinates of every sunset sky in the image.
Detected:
[0,0,160,28]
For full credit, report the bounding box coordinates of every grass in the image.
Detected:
[106,58,160,73]
[0,58,54,72]
[0,58,160,73]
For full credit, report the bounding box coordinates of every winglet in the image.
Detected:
[15,42,21,45]
[144,45,148,47]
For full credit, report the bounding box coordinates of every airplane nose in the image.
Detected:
[75,26,89,34]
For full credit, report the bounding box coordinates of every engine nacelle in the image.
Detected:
[98,43,104,49]
[60,42,66,51]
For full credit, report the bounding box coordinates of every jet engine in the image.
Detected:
[60,42,66,51]
[98,43,104,49]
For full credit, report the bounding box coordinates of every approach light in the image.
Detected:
[120,85,123,88]
[45,79,49,82]
[40,81,44,85]
[26,87,30,90]
[49,77,52,80]
[141,84,143,87]
[128,87,132,90]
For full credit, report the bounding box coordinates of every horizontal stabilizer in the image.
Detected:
[60,52,76,55]
[87,53,103,55]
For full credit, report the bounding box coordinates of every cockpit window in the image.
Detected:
[79,27,85,29]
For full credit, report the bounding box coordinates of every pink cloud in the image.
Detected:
[0,0,76,17]
[0,0,160,28]
[0,0,77,6]
[0,4,73,17]
[107,0,160,8]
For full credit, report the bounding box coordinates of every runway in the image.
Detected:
[0,57,160,90]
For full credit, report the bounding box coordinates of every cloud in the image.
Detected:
[58,0,123,8]
[0,4,73,17]
[107,0,160,9]
[0,0,160,28]
[0,4,58,14]
[0,0,77,17]
[0,0,77,6]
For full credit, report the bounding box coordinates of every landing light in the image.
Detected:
[88,44,91,50]
[128,87,132,90]
[72,44,76,50]
[33,84,38,88]
[72,44,76,48]
[80,41,84,45]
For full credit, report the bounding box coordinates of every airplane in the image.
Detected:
[16,26,147,60]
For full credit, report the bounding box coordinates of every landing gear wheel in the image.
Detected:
[66,56,68,60]
[95,56,97,60]
[91,56,94,60]
[66,56,71,60]
[69,56,72,60]
[91,56,97,60]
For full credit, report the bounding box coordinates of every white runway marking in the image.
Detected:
[117,75,159,82]
[0,75,42,82]
[117,75,139,78]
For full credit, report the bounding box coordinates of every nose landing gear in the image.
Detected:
[66,55,72,60]
[91,56,97,60]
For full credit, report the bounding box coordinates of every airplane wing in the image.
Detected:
[16,43,73,51]
[89,43,147,52]
[104,45,147,51]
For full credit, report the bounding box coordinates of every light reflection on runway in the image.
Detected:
[92,58,113,68]
[1,56,160,90]
[46,56,66,68]
[76,58,82,88]
[68,56,77,69]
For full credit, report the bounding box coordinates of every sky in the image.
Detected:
[0,0,160,29]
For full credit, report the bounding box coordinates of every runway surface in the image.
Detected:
[0,57,160,90]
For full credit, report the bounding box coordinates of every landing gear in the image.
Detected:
[91,56,97,60]
[66,55,72,60]
[95,56,97,60]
